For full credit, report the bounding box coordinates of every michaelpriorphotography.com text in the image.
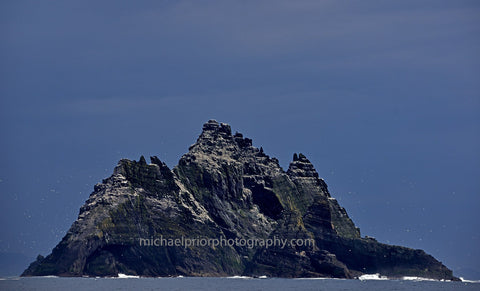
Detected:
[139,236,315,249]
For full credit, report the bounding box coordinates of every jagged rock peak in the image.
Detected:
[190,120,255,154]
[287,153,319,178]
[112,155,178,197]
[201,119,232,136]
[21,120,458,281]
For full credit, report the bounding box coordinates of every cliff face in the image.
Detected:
[22,120,457,280]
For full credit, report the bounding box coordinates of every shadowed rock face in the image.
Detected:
[22,120,458,280]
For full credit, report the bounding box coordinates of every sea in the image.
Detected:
[1,276,479,291]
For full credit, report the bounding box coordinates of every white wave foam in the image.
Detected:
[402,276,437,281]
[358,273,388,281]
[460,277,480,283]
[117,273,140,278]
[0,276,20,281]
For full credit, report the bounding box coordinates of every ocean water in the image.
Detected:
[1,277,479,291]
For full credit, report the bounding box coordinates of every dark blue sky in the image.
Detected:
[1,0,479,279]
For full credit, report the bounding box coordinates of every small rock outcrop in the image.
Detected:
[22,120,457,280]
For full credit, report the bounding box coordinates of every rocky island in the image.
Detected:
[22,120,457,280]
